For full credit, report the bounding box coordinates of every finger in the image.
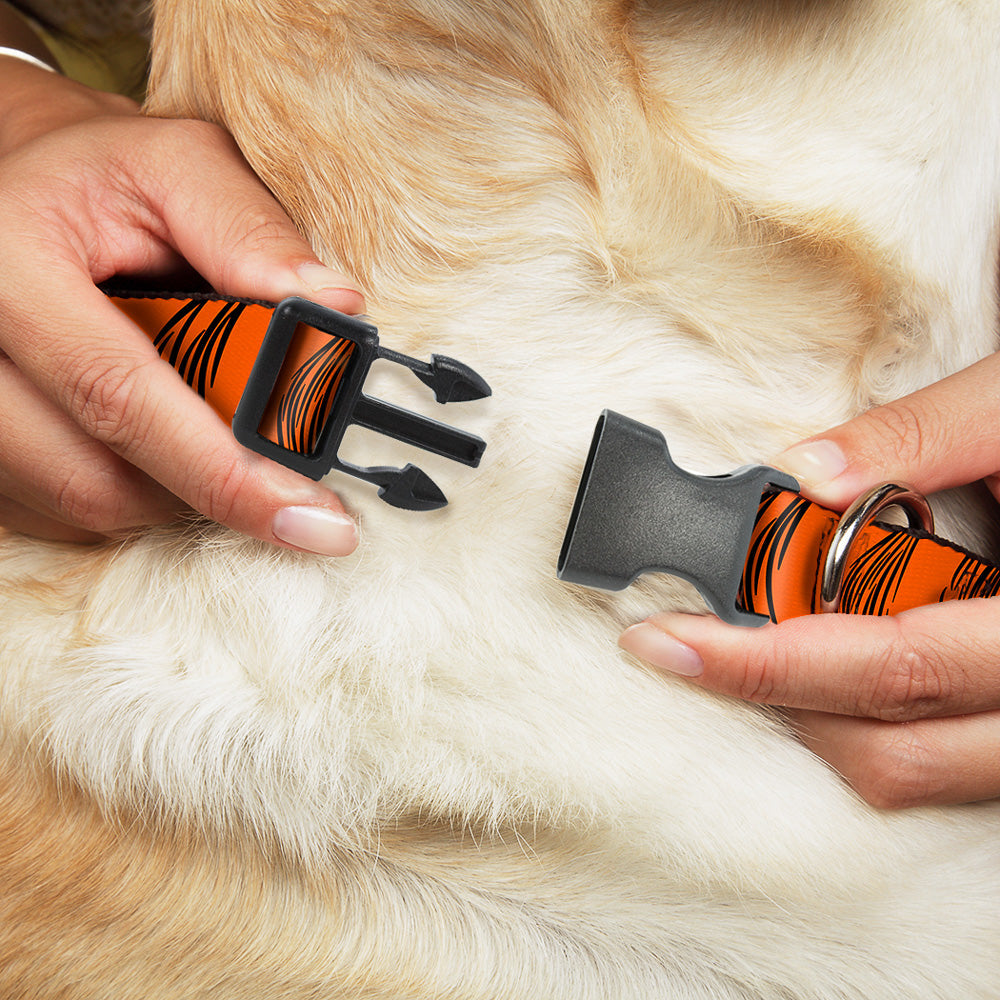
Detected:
[619,600,1000,722]
[0,273,359,555]
[122,119,366,313]
[789,708,1000,808]
[0,493,105,544]
[0,354,182,531]
[769,350,1000,508]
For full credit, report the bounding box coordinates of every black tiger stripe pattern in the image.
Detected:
[275,338,355,454]
[152,299,246,398]
[839,529,920,616]
[840,528,1000,613]
[741,489,1000,622]
[739,491,822,620]
[949,553,1000,601]
[149,298,356,456]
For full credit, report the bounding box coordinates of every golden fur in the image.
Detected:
[2,1,1000,996]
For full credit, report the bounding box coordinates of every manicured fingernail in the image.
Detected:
[619,622,703,677]
[295,262,364,309]
[272,506,357,556]
[772,440,847,489]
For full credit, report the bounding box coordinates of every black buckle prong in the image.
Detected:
[352,396,485,467]
[376,347,491,404]
[232,297,489,510]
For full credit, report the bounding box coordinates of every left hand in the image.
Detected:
[0,57,365,552]
[619,351,1000,809]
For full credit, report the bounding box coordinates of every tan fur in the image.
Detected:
[6,743,893,1000]
[3,1,1000,996]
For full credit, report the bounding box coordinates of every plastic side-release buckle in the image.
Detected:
[232,297,490,510]
[557,410,799,626]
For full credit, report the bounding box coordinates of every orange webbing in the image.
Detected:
[109,293,356,454]
[741,490,1000,622]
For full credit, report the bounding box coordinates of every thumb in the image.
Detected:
[772,351,1000,508]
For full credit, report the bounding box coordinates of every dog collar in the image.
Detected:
[99,301,1000,623]
[558,410,1000,625]
[106,288,490,510]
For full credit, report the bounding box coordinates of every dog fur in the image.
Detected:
[2,1,1000,996]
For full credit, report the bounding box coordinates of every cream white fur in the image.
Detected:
[2,0,1000,996]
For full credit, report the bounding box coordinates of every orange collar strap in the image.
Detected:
[106,289,490,510]
[741,489,1000,622]
[558,410,1000,625]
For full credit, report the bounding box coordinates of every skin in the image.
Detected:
[0,21,364,555]
[620,350,1000,809]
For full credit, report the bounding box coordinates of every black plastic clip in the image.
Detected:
[232,297,490,510]
[557,410,798,626]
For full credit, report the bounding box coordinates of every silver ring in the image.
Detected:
[820,483,934,614]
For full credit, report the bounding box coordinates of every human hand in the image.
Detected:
[0,56,365,553]
[619,350,1000,808]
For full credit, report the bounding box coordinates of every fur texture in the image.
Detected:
[2,1,1000,996]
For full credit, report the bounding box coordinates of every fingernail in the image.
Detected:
[272,506,358,556]
[619,622,703,677]
[772,440,847,489]
[295,262,365,310]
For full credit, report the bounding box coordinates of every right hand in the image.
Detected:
[620,349,1000,808]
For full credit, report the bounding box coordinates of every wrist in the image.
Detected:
[0,3,63,155]
[0,47,55,73]
[0,58,64,154]
[0,2,59,69]
[0,1,141,157]
[0,58,138,157]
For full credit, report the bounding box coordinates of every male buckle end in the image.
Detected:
[233,297,489,510]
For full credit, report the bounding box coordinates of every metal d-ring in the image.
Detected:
[820,483,935,614]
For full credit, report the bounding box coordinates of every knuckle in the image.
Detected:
[66,356,156,454]
[53,465,130,533]
[862,400,927,468]
[732,631,788,704]
[726,622,815,706]
[851,725,939,810]
[226,208,288,255]
[213,208,295,295]
[735,655,777,703]
[190,457,254,527]
[861,621,955,721]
